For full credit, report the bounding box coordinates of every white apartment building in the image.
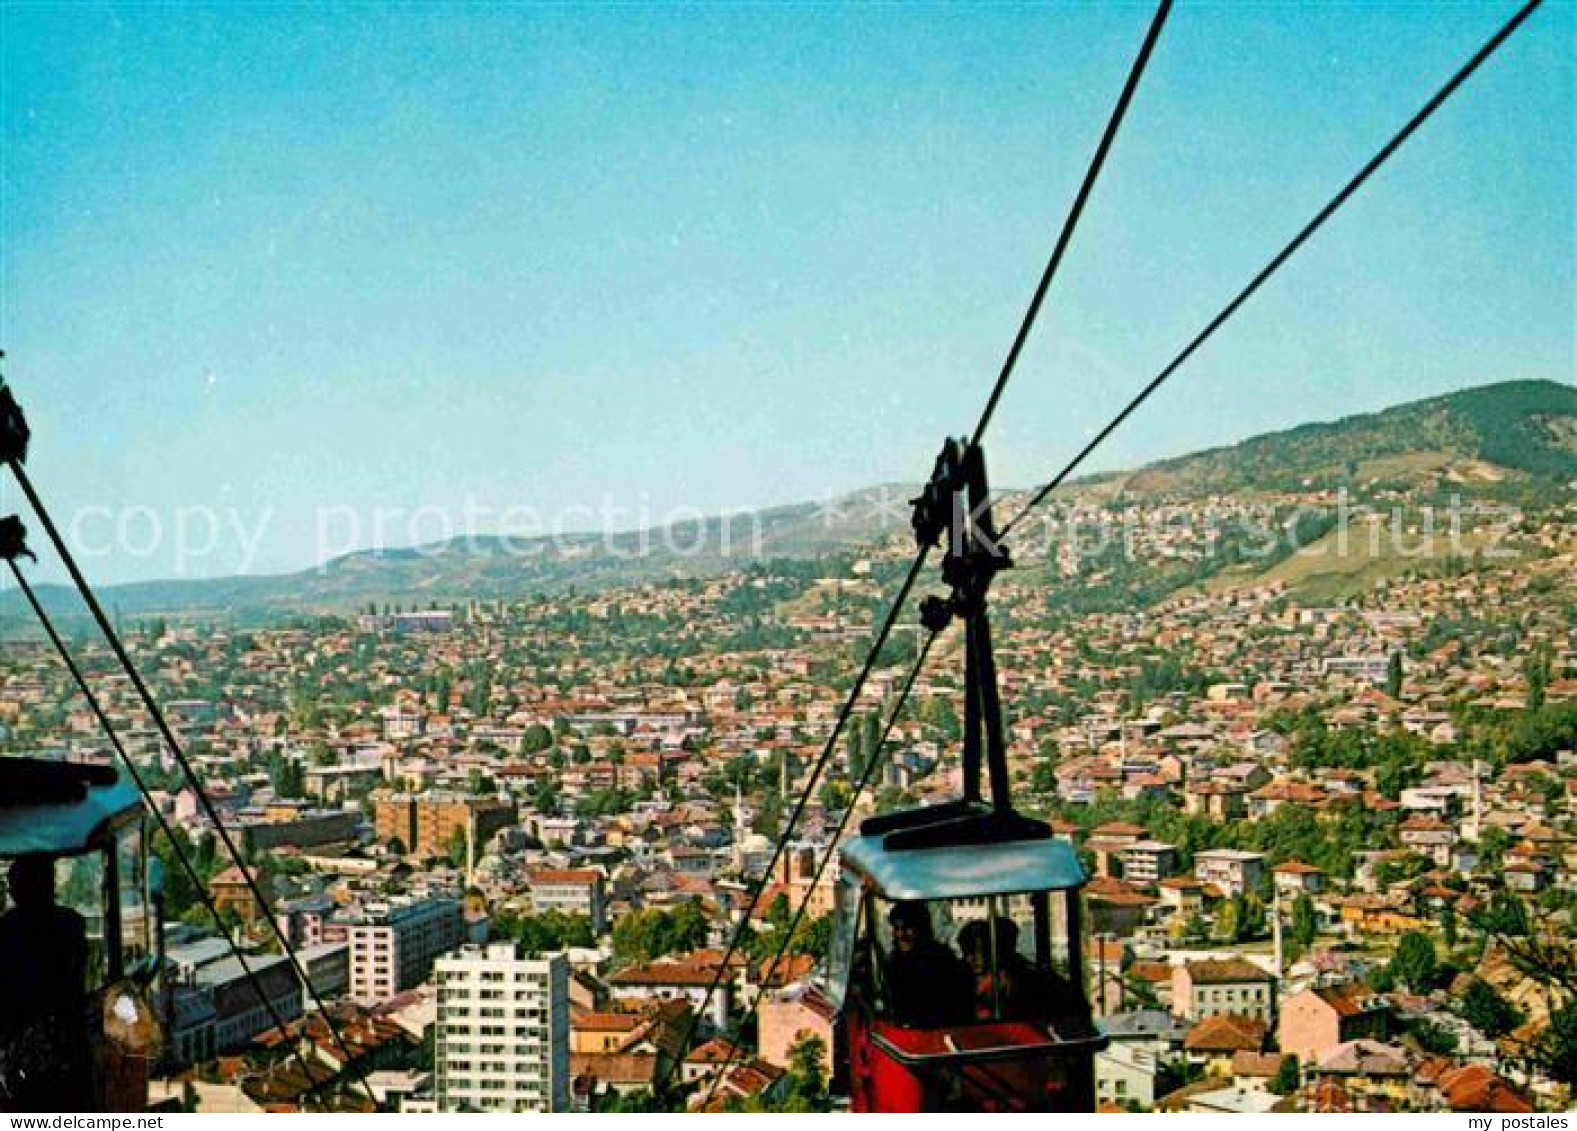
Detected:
[1119,840,1179,884]
[345,896,464,1006]
[434,943,570,1113]
[526,868,607,933]
[1193,848,1266,899]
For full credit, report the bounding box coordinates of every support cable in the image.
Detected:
[970,0,1172,448]
[1,459,380,1110]
[997,0,1545,541]
[700,628,939,1109]
[660,546,930,1095]
[0,546,335,1105]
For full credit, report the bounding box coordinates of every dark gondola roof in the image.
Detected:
[0,757,141,856]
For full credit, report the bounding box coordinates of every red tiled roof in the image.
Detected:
[571,1008,643,1033]
[529,868,601,884]
[1183,958,1274,985]
[609,960,718,987]
[1092,821,1148,837]
[1129,960,1172,985]
[1272,860,1323,875]
[1184,1014,1267,1053]
[1437,1064,1533,1113]
[1309,982,1382,1019]
[571,1052,658,1087]
[686,1037,740,1065]
[1231,1050,1288,1077]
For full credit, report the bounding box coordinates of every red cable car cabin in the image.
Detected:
[822,438,1105,1111]
[826,831,1105,1112]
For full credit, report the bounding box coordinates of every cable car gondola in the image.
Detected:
[0,758,164,1113]
[825,439,1105,1113]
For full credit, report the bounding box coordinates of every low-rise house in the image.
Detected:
[1084,876,1159,938]
[1100,1009,1189,1058]
[1306,1040,1412,1111]
[1194,850,1266,899]
[606,959,730,1030]
[1173,959,1275,1022]
[1183,1014,1269,1075]
[1333,896,1425,938]
[1271,860,1325,898]
[1428,1062,1533,1114]
[210,865,268,924]
[1398,815,1454,867]
[570,1008,645,1055]
[1278,983,1393,1063]
[1096,1040,1159,1110]
[1183,782,1249,821]
[1157,876,1211,920]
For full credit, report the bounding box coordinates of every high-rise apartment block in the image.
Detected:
[435,943,570,1112]
[344,896,465,1006]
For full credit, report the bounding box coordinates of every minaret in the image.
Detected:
[466,810,476,888]
[1468,759,1484,843]
[1272,884,1285,979]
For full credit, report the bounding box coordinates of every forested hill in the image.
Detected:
[1120,379,1575,497]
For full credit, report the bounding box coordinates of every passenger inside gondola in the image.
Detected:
[882,900,974,1027]
[959,918,1039,1020]
[0,856,92,1110]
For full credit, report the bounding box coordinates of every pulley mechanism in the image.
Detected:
[862,438,1050,851]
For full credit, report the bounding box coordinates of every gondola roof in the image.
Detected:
[0,757,142,856]
[840,832,1086,901]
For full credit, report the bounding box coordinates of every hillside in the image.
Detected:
[0,484,919,624]
[1,379,1569,624]
[1121,379,1575,497]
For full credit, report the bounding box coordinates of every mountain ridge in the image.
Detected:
[1,379,1570,623]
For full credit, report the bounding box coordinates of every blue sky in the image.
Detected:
[1,2,1572,583]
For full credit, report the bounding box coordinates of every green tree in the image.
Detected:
[1239,894,1267,942]
[278,758,306,799]
[1458,978,1523,1039]
[446,826,469,869]
[784,1034,831,1110]
[1541,1000,1577,1086]
[1525,645,1552,712]
[860,711,882,769]
[1390,930,1438,992]
[1269,1055,1300,1096]
[846,724,866,779]
[1385,652,1404,699]
[522,724,554,753]
[611,901,710,964]
[496,910,597,954]
[1410,1019,1458,1055]
[1473,891,1530,939]
[1291,893,1317,950]
[1216,898,1241,943]
[1441,901,1458,949]
[531,778,562,816]
[151,825,215,918]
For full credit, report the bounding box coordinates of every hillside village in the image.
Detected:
[1,388,1574,1113]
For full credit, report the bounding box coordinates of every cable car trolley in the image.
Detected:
[825,439,1105,1113]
